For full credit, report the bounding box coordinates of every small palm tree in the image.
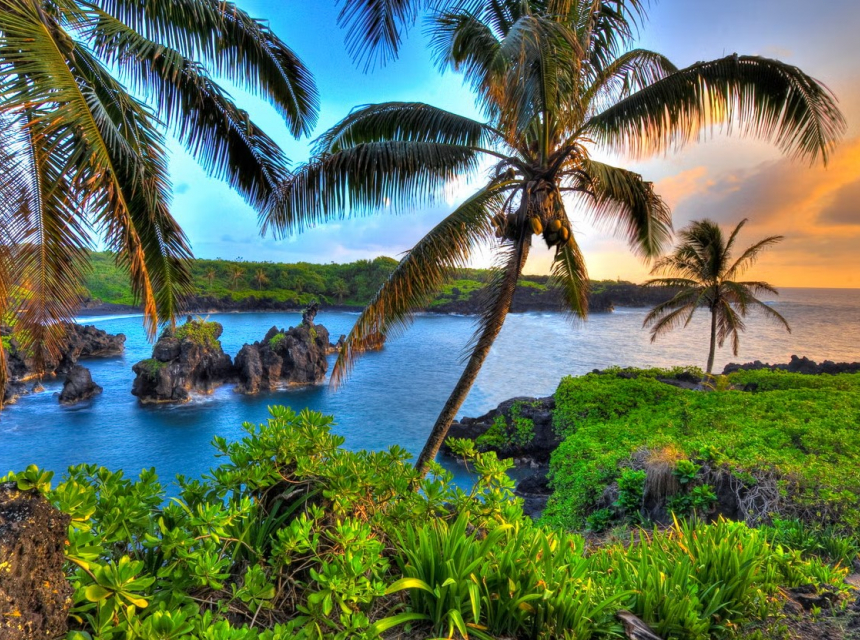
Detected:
[230,268,245,291]
[643,219,791,375]
[254,269,269,291]
[266,1,841,474]
[205,269,217,290]
[331,279,350,303]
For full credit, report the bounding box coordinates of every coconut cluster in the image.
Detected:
[492,213,571,248]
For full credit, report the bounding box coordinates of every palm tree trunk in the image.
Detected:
[706,306,717,375]
[414,241,531,475]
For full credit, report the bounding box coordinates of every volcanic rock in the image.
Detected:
[443,396,559,464]
[131,318,234,403]
[235,309,331,394]
[58,365,103,405]
[0,482,73,639]
[723,355,860,376]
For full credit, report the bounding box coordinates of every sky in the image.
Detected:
[164,0,860,288]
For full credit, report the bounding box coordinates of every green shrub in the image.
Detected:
[136,358,167,377]
[544,371,860,531]
[173,319,221,349]
[268,332,286,349]
[475,401,536,451]
[4,404,853,640]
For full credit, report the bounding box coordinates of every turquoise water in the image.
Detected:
[1,288,858,486]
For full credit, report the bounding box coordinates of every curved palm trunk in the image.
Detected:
[415,240,531,475]
[706,306,717,376]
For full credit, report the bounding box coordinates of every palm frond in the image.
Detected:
[587,54,846,163]
[264,141,482,237]
[0,6,193,335]
[549,234,589,318]
[645,302,698,342]
[724,233,785,280]
[6,115,92,372]
[573,159,672,257]
[337,0,419,71]
[722,217,748,255]
[330,181,509,388]
[89,0,319,135]
[643,286,705,335]
[69,42,195,326]
[715,299,745,353]
[747,298,791,333]
[731,280,781,297]
[583,48,678,114]
[314,102,496,154]
[642,277,698,289]
[87,11,291,211]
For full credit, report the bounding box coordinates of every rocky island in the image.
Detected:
[131,317,235,403]
[234,303,331,393]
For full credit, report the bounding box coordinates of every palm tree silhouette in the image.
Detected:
[644,219,791,375]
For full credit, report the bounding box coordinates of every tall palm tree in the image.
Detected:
[643,219,790,376]
[205,269,217,290]
[230,267,245,291]
[254,269,269,291]
[0,0,318,402]
[266,0,843,473]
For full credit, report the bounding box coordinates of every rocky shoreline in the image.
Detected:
[2,324,125,406]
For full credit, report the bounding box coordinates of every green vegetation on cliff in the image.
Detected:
[82,252,663,312]
[543,370,860,532]
[5,406,852,640]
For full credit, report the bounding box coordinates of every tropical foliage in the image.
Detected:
[266,0,844,473]
[81,251,661,311]
[4,405,852,640]
[643,219,791,374]
[0,0,318,401]
[543,369,860,532]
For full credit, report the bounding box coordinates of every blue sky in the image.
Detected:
[166,0,860,286]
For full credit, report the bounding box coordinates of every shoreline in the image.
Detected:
[75,300,627,320]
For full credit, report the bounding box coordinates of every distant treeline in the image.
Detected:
[82,252,670,312]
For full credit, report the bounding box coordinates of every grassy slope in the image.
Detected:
[543,369,860,531]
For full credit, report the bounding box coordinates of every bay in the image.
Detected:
[1,287,858,486]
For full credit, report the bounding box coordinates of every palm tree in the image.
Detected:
[230,267,245,291]
[205,269,217,290]
[331,278,350,303]
[262,0,843,474]
[254,269,269,291]
[0,0,318,402]
[644,219,790,376]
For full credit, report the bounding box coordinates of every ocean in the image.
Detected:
[1,287,858,486]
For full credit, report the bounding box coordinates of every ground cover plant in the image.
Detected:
[4,405,854,640]
[543,370,860,533]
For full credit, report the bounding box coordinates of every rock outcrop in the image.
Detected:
[59,365,103,405]
[57,324,126,373]
[723,355,860,376]
[2,324,124,405]
[443,396,558,520]
[0,482,72,639]
[235,304,330,394]
[443,396,559,464]
[131,318,234,403]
